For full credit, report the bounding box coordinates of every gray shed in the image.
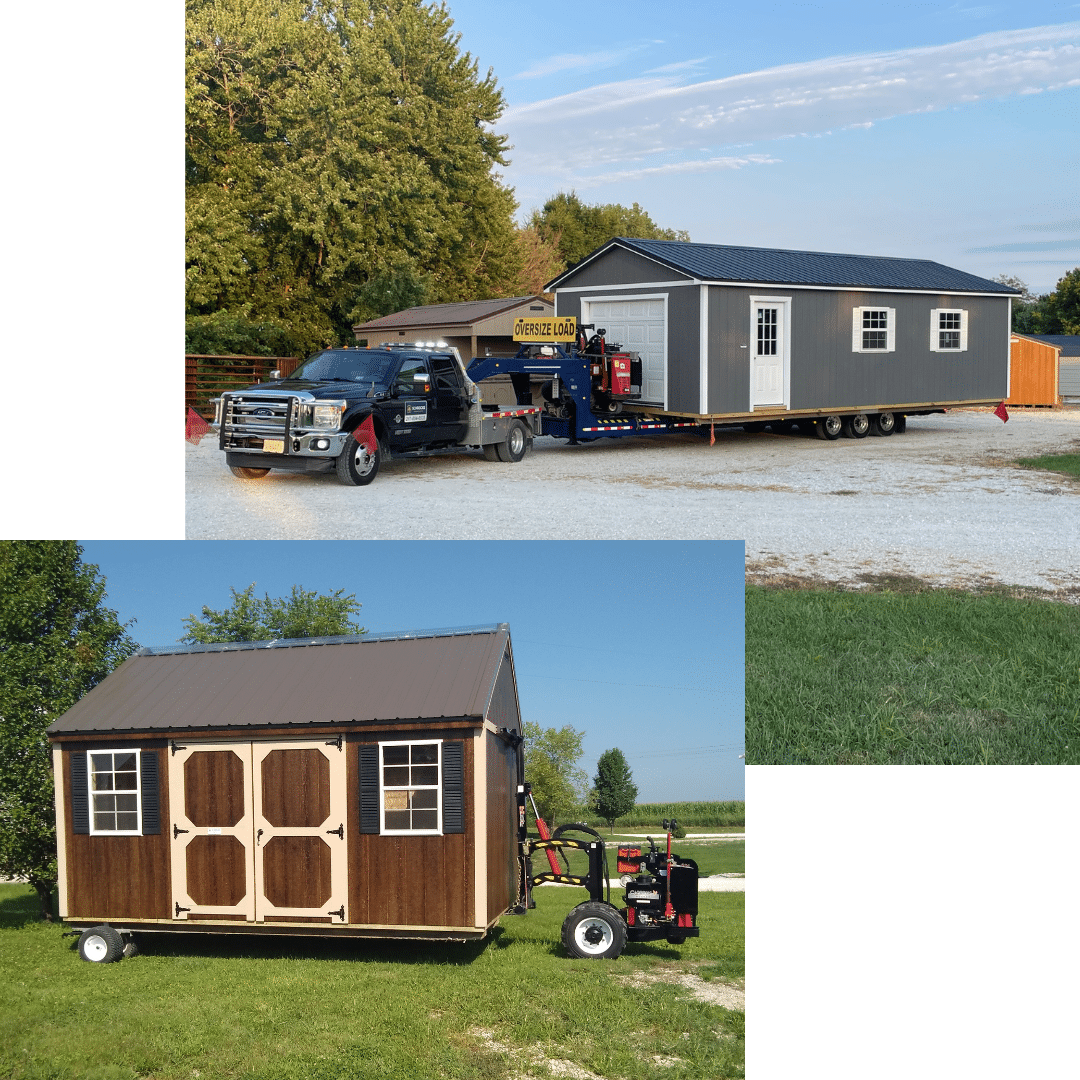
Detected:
[546,239,1019,420]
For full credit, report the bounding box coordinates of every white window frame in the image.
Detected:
[88,748,142,835]
[852,307,896,353]
[930,308,968,352]
[378,739,442,836]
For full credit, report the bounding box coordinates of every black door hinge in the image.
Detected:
[326,823,344,840]
[173,824,189,839]
[328,905,345,922]
[175,902,190,917]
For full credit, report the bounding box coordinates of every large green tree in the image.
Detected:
[589,747,638,832]
[523,721,588,827]
[0,543,138,920]
[997,269,1080,335]
[186,0,522,356]
[181,583,364,643]
[528,191,690,272]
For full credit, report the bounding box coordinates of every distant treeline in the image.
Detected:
[618,801,745,828]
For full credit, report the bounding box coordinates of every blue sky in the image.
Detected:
[78,540,746,804]
[448,0,1080,295]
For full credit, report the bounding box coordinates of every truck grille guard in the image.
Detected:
[220,390,313,451]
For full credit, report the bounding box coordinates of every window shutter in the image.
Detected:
[359,744,380,834]
[851,307,864,352]
[71,751,89,834]
[141,750,160,835]
[442,741,464,834]
[886,308,896,353]
[930,308,942,351]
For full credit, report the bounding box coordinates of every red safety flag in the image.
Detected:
[994,401,1009,423]
[710,421,715,446]
[185,407,210,445]
[356,413,377,453]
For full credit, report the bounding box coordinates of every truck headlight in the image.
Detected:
[298,401,346,430]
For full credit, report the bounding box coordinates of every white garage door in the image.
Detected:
[583,297,666,405]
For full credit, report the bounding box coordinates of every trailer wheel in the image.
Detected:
[895,413,907,433]
[873,412,896,436]
[495,420,529,463]
[482,444,500,461]
[743,421,767,433]
[229,466,270,479]
[335,429,381,486]
[665,933,687,946]
[843,413,870,438]
[78,925,124,963]
[562,902,627,960]
[817,415,842,440]
[122,938,139,959]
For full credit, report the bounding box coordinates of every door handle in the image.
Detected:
[257,828,264,846]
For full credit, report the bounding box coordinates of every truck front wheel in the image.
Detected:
[495,420,529,463]
[229,466,270,479]
[335,429,381,486]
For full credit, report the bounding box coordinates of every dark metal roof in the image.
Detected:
[1025,334,1080,357]
[547,238,1021,295]
[47,625,514,736]
[353,296,550,332]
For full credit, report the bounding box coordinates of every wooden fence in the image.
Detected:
[185,355,301,418]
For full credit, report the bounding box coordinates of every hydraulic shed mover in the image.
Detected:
[46,625,700,963]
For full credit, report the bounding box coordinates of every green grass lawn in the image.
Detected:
[1015,452,1080,480]
[746,583,1080,764]
[0,883,743,1080]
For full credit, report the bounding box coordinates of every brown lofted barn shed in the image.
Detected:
[46,625,525,958]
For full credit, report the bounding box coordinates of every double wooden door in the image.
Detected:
[168,739,348,923]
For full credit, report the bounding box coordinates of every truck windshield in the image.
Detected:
[288,350,397,383]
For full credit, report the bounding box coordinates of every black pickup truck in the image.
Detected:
[214,344,541,486]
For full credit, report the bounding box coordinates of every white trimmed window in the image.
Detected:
[930,309,968,352]
[379,741,441,834]
[89,750,142,834]
[852,307,896,353]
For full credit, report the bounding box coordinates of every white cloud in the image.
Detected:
[501,23,1080,181]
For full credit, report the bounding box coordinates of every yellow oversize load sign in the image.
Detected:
[512,316,577,342]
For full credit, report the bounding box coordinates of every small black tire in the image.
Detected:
[122,938,139,959]
[78,925,124,963]
[482,444,500,462]
[873,412,896,436]
[770,420,795,434]
[335,427,381,486]
[895,413,907,433]
[743,421,767,433]
[819,415,842,440]
[494,420,529,463]
[843,413,870,438]
[561,901,627,960]
[229,466,270,479]
[665,933,687,946]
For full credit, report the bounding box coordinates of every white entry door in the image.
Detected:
[582,297,667,405]
[750,298,789,408]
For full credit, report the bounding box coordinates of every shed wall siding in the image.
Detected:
[62,743,172,921]
[347,732,475,928]
[487,649,522,734]
[485,730,518,923]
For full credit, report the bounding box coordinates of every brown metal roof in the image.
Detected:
[353,297,548,332]
[47,626,515,737]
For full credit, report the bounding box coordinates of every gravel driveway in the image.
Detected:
[187,407,1079,594]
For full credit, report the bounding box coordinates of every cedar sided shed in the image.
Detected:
[1006,334,1061,407]
[352,296,553,361]
[546,238,1019,419]
[47,625,524,943]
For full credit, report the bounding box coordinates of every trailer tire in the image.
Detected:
[78,925,124,963]
[873,412,896,436]
[229,466,271,479]
[482,444,500,461]
[818,415,843,440]
[122,938,139,959]
[742,421,767,433]
[666,933,687,946]
[562,901,627,960]
[495,420,529,463]
[895,413,907,433]
[843,413,870,438]
[335,428,381,486]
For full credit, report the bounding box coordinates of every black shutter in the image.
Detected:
[442,741,464,834]
[359,744,380,834]
[71,751,89,834]
[141,750,160,835]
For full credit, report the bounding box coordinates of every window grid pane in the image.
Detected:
[89,751,140,833]
[381,743,440,832]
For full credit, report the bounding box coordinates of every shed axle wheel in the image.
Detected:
[78,925,124,963]
[561,901,627,959]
